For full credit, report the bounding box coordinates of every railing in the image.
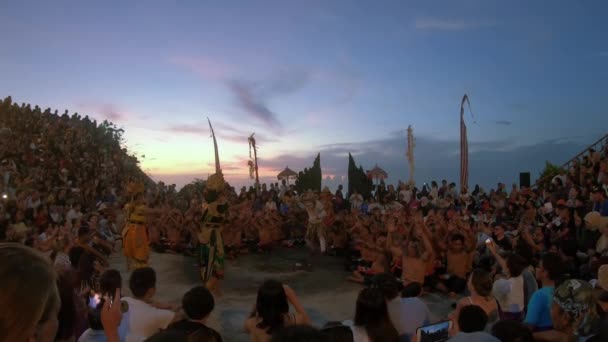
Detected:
[535,133,608,187]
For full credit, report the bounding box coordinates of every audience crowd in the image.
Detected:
[2,98,608,342]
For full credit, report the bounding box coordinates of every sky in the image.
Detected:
[1,0,607,191]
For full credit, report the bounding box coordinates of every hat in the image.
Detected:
[598,265,608,292]
[584,211,608,232]
[553,279,593,318]
[556,199,568,208]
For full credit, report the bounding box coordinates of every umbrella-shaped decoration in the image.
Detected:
[277,166,298,185]
[367,164,388,184]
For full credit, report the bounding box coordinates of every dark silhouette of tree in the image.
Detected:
[347,153,373,199]
[295,153,322,193]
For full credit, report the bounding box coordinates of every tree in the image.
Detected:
[295,153,322,193]
[537,161,562,188]
[347,153,373,199]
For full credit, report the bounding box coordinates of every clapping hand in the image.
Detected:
[101,288,122,342]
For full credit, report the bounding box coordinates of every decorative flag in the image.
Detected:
[406,125,415,184]
[460,95,475,191]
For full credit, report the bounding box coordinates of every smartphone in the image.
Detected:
[416,320,453,342]
[88,293,101,309]
[485,237,493,245]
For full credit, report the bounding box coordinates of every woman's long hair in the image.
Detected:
[254,279,289,334]
[354,288,398,342]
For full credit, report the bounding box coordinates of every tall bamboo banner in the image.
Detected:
[406,125,415,184]
[207,118,221,173]
[460,95,475,191]
[248,133,260,192]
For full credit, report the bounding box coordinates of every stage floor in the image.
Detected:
[109,247,452,341]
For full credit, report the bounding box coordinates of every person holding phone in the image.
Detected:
[245,280,310,342]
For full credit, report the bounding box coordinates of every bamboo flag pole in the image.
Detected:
[406,125,415,185]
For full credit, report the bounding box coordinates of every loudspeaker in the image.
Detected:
[520,172,531,188]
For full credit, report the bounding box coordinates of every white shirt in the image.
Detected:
[265,201,277,212]
[386,297,431,338]
[122,297,175,342]
[350,194,363,209]
[66,208,83,222]
[493,276,525,313]
[399,189,413,203]
[343,321,370,342]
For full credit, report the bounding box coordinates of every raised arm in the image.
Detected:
[283,284,310,325]
[487,240,509,276]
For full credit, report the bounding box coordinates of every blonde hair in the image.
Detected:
[0,243,60,342]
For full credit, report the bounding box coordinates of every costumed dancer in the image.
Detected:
[197,118,228,294]
[198,172,228,293]
[303,190,328,253]
[122,181,152,270]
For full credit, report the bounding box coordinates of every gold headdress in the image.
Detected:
[207,171,225,192]
[126,181,145,195]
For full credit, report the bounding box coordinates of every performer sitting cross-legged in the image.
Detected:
[197,171,228,295]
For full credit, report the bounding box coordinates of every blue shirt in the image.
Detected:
[593,200,608,216]
[524,286,554,329]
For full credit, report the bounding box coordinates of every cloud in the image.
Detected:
[169,56,236,80]
[496,120,513,126]
[227,80,283,131]
[165,120,278,144]
[77,103,136,122]
[414,18,492,31]
[254,133,588,192]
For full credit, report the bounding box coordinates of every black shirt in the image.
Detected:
[165,320,223,341]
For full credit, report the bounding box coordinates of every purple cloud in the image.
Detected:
[165,120,278,144]
[227,80,283,131]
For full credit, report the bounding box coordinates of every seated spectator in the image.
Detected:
[123,267,181,342]
[524,252,562,331]
[436,233,474,295]
[372,273,430,341]
[0,243,60,342]
[345,287,399,342]
[449,269,498,332]
[491,223,513,252]
[534,279,594,342]
[448,305,499,342]
[491,320,534,342]
[321,321,354,342]
[270,325,324,342]
[245,280,310,342]
[160,286,222,340]
[78,303,107,342]
[588,265,608,342]
[488,245,527,321]
[96,269,129,340]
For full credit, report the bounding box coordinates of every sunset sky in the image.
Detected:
[1,0,607,190]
